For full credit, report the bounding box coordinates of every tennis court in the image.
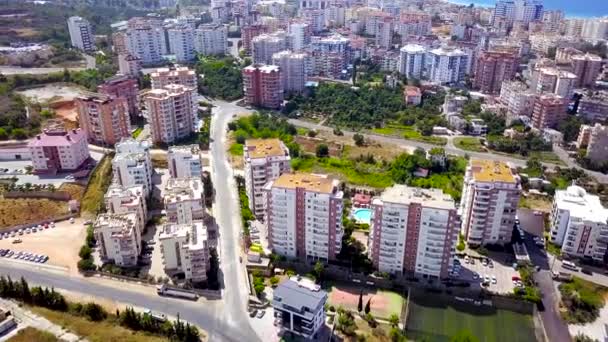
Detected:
[327,283,405,320]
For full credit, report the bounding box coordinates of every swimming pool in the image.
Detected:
[352,208,373,224]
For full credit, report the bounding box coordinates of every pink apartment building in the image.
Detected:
[28,122,90,174]
[369,185,460,279]
[242,64,283,109]
[97,74,140,118]
[76,93,131,147]
[263,173,344,262]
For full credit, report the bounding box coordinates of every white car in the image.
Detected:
[491,276,497,284]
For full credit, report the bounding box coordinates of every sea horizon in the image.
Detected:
[445,0,608,19]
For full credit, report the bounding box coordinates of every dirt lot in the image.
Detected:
[16,84,86,103]
[294,135,342,156]
[51,100,78,122]
[0,198,70,229]
[0,218,86,275]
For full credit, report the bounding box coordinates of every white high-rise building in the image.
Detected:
[492,0,543,28]
[549,185,608,262]
[398,44,426,79]
[427,47,468,85]
[67,16,94,52]
[94,213,142,267]
[581,18,608,42]
[263,173,344,261]
[369,185,460,279]
[459,160,521,246]
[194,24,228,56]
[159,222,210,282]
[164,178,205,224]
[252,31,289,64]
[125,20,167,65]
[288,22,311,51]
[145,84,197,144]
[168,25,196,62]
[272,50,309,93]
[167,145,202,179]
[244,139,291,217]
[112,138,153,197]
[104,184,148,229]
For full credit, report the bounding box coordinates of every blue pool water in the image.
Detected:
[353,208,373,224]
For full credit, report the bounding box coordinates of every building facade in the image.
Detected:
[264,173,343,261]
[369,185,459,279]
[242,64,283,109]
[112,138,153,197]
[531,94,567,129]
[28,124,89,174]
[571,54,603,88]
[427,47,468,85]
[194,24,228,56]
[76,93,131,147]
[94,213,142,267]
[398,44,426,79]
[68,16,94,52]
[97,75,140,118]
[586,124,608,166]
[244,138,291,217]
[272,50,308,93]
[167,145,202,179]
[549,185,608,262]
[104,184,148,229]
[145,84,197,144]
[159,222,209,282]
[473,51,519,94]
[459,160,520,246]
[164,178,205,224]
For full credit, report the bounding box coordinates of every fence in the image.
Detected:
[1,213,76,233]
[4,191,71,201]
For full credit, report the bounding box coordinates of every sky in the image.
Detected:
[446,0,608,18]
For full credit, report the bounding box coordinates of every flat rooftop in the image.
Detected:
[470,159,516,183]
[375,184,455,210]
[272,173,336,194]
[245,138,288,159]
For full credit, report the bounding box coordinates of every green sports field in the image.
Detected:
[405,295,536,342]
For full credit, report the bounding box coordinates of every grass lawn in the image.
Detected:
[29,306,167,342]
[559,277,607,324]
[58,183,85,202]
[229,143,244,156]
[372,125,447,146]
[0,198,69,230]
[519,194,552,212]
[291,156,394,188]
[327,283,405,320]
[454,137,486,152]
[406,295,535,342]
[492,150,565,166]
[131,127,143,139]
[8,327,58,342]
[80,154,113,216]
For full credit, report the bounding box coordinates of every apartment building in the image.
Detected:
[578,91,608,122]
[159,222,209,282]
[167,145,201,179]
[397,12,431,37]
[76,93,131,147]
[244,138,291,218]
[288,22,311,51]
[499,81,536,119]
[97,75,140,118]
[530,67,577,98]
[427,47,468,85]
[272,277,327,340]
[403,86,422,106]
[398,44,426,79]
[194,24,228,56]
[442,94,468,115]
[112,138,153,197]
[576,125,592,148]
[263,173,344,261]
[473,51,519,95]
[369,185,459,279]
[167,25,196,62]
[145,84,197,144]
[28,123,89,174]
[150,66,198,89]
[585,124,608,166]
[94,212,142,267]
[531,94,567,129]
[459,160,520,246]
[242,24,270,53]
[164,178,205,224]
[104,184,148,229]
[242,64,283,109]
[118,54,142,77]
[272,50,308,93]
[67,16,94,52]
[571,54,603,88]
[252,31,289,64]
[124,19,167,65]
[549,185,608,262]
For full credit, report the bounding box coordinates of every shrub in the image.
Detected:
[316,144,329,158]
[79,245,92,259]
[270,276,280,287]
[77,258,96,271]
[82,302,107,321]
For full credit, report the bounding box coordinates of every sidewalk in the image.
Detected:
[0,298,84,342]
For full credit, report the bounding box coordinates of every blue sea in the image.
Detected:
[447,0,608,18]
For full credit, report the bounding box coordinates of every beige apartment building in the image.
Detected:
[145,84,197,144]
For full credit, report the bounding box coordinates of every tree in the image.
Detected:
[270,276,280,287]
[0,128,8,140]
[364,297,371,314]
[388,313,399,327]
[11,128,27,140]
[353,133,365,146]
[307,130,318,138]
[79,245,92,259]
[316,144,329,158]
[357,291,363,312]
[313,261,324,283]
[574,333,599,342]
[389,327,407,342]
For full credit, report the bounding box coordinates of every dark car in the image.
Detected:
[581,268,593,275]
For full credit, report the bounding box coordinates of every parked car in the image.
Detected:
[12,239,22,244]
[256,310,265,318]
[249,309,258,318]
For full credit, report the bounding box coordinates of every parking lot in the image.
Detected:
[0,217,86,274]
[454,254,520,294]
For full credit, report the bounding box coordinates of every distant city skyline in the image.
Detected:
[446,0,608,18]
